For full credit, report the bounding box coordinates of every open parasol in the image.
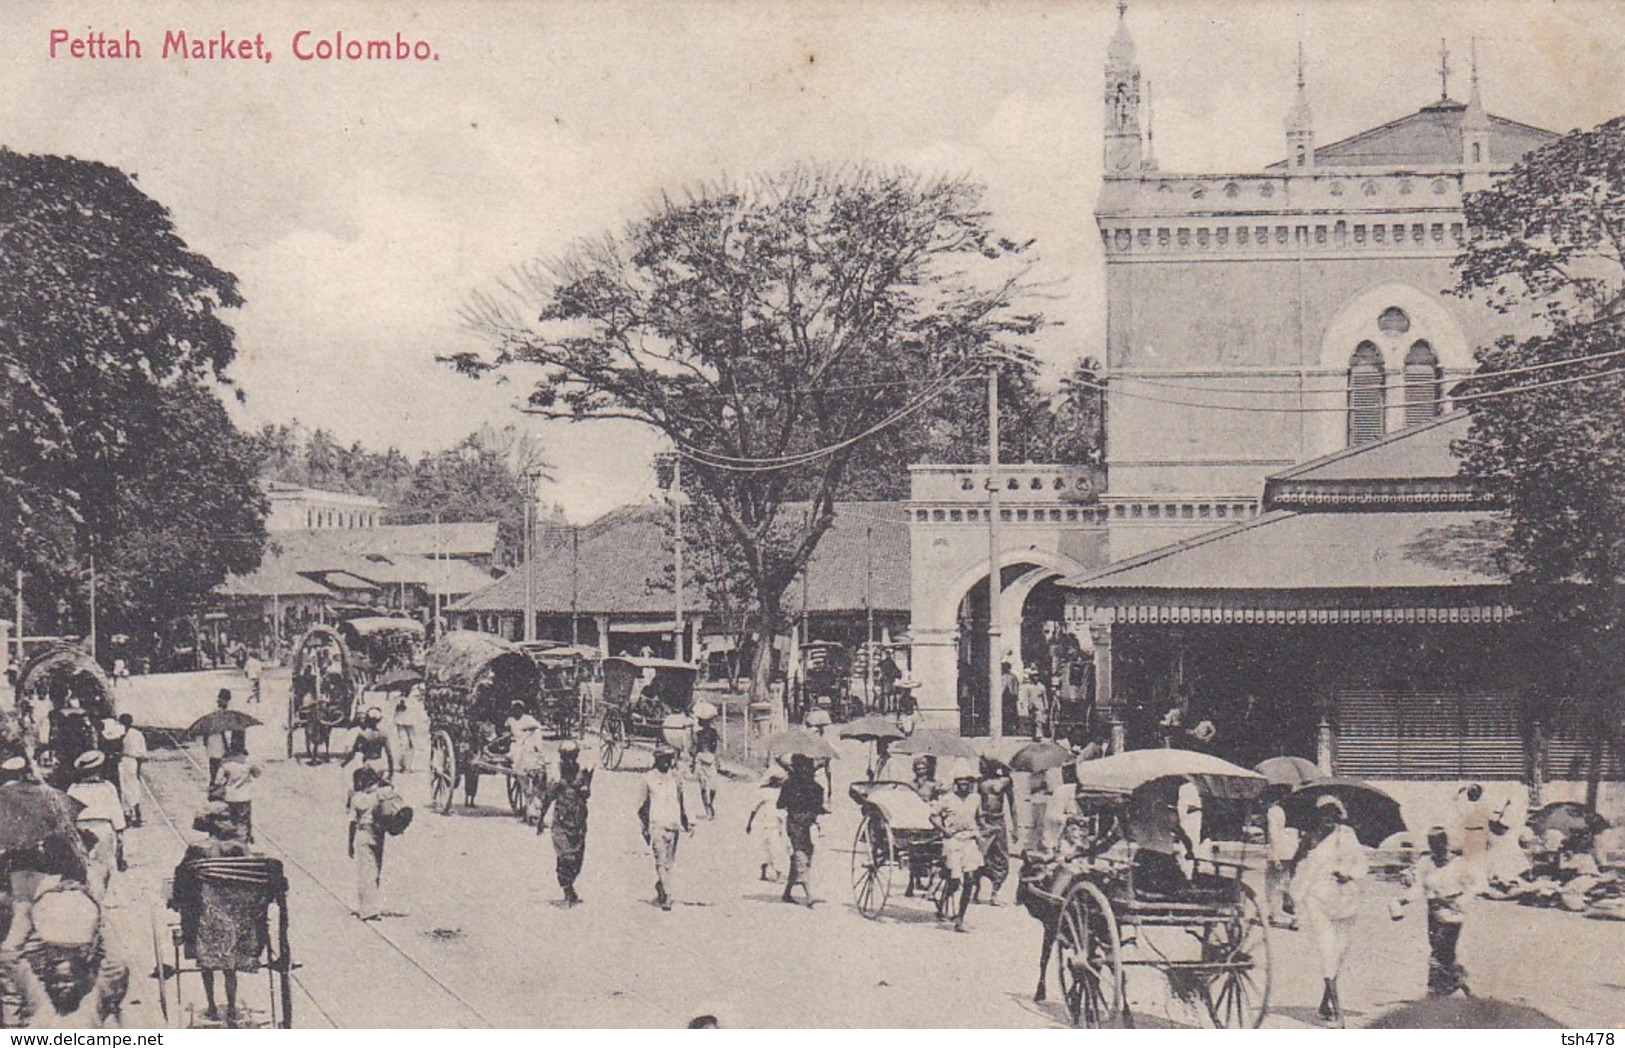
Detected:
[1254,755,1322,788]
[763,727,839,762]
[691,700,719,721]
[372,669,423,693]
[838,716,906,743]
[0,784,86,853]
[1366,997,1561,1029]
[1284,778,1407,848]
[890,729,979,761]
[1529,801,1610,841]
[186,709,263,737]
[1070,749,1267,800]
[1009,739,1075,773]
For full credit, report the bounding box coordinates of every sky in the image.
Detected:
[4,0,1622,521]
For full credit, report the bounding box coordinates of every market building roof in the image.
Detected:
[451,500,911,617]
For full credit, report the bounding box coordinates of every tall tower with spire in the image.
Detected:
[1103,0,1144,177]
[1285,43,1315,169]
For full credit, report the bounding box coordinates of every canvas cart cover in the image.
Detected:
[293,625,350,672]
[18,644,113,707]
[427,630,541,722]
[601,657,697,711]
[1073,749,1267,802]
[861,782,937,832]
[340,617,426,641]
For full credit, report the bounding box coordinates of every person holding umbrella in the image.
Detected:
[777,754,826,907]
[1292,795,1368,1025]
[202,690,238,782]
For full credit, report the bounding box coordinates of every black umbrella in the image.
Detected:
[372,669,423,693]
[1009,739,1074,773]
[186,710,263,737]
[838,716,905,743]
[1529,801,1610,840]
[762,728,839,762]
[1254,755,1321,788]
[0,784,85,853]
[1284,778,1407,848]
[1366,997,1561,1029]
[890,729,979,760]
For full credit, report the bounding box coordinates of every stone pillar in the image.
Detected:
[912,625,960,731]
[1089,617,1120,751]
[1315,701,1335,775]
[594,615,610,659]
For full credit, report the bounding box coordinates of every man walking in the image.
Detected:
[638,745,692,911]
[537,741,592,906]
[975,757,1015,904]
[243,652,264,705]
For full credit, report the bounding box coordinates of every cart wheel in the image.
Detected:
[600,716,624,771]
[506,774,526,817]
[1200,883,1271,1029]
[150,911,171,1025]
[851,815,894,920]
[429,731,456,814]
[1055,881,1124,1028]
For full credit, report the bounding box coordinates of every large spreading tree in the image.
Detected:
[0,149,266,649]
[456,165,1048,717]
[1454,116,1625,808]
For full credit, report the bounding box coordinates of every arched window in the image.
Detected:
[1472,142,1482,164]
[1296,145,1307,167]
[1347,341,1386,446]
[1403,340,1441,425]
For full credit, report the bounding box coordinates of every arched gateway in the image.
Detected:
[906,464,1109,734]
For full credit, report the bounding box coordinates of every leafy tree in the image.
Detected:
[0,148,264,646]
[1454,116,1625,809]
[457,165,1047,718]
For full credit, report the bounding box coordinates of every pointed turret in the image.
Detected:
[1285,43,1315,170]
[1103,0,1144,176]
[1462,38,1490,166]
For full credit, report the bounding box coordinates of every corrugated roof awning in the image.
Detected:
[1061,510,1507,593]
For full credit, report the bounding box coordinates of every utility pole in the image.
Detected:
[88,555,97,660]
[15,569,25,670]
[673,455,684,662]
[523,484,536,643]
[987,361,1004,741]
[570,525,580,646]
[865,525,875,708]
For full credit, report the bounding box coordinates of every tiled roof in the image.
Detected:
[1266,101,1557,169]
[452,501,911,615]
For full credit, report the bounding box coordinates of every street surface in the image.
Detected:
[95,670,1625,1029]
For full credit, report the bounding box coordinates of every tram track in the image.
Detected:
[146,730,494,1028]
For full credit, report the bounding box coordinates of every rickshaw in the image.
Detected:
[1019,749,1272,1029]
[848,780,946,921]
[335,616,425,688]
[518,642,596,739]
[423,631,545,817]
[286,625,355,761]
[796,642,857,723]
[595,656,698,771]
[154,855,293,1028]
[15,644,116,777]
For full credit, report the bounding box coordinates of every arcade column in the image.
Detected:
[911,625,960,730]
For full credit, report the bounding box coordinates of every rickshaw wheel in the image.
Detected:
[1199,883,1271,1029]
[1056,880,1124,1028]
[506,774,526,817]
[150,909,172,1025]
[851,815,894,920]
[600,715,625,771]
[429,731,456,814]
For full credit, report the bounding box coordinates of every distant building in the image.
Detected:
[449,501,910,670]
[264,482,385,532]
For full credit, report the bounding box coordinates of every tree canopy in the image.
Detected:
[0,149,265,644]
[1454,117,1625,802]
[457,165,1051,710]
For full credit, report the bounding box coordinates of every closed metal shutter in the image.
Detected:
[1335,691,1523,780]
[1546,710,1625,782]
